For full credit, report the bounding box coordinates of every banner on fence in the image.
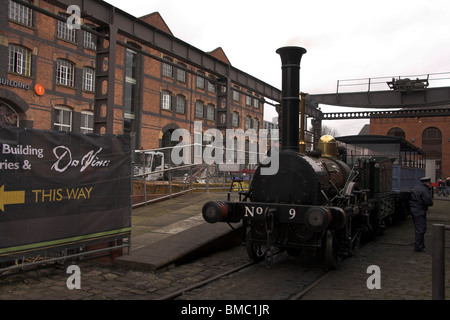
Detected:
[0,127,132,259]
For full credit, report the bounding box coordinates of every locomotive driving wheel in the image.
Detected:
[324,230,342,269]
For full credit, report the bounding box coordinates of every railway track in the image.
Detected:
[157,247,332,300]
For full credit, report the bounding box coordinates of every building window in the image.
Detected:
[253,98,260,109]
[8,44,31,76]
[83,25,97,50]
[232,111,239,127]
[161,90,171,110]
[422,127,442,159]
[0,102,19,127]
[195,101,204,118]
[124,49,137,119]
[206,104,215,121]
[387,127,405,139]
[9,0,33,27]
[232,88,240,102]
[196,72,205,89]
[162,57,173,78]
[81,110,94,134]
[177,63,187,83]
[245,94,252,106]
[56,59,75,87]
[176,95,186,114]
[207,78,216,93]
[82,67,95,92]
[252,118,259,131]
[53,106,72,132]
[245,116,251,130]
[57,13,76,42]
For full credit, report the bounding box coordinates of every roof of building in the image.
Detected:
[207,47,232,65]
[139,12,173,36]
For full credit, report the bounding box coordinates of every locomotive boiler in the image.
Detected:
[202,47,382,269]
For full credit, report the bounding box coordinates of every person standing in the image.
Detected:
[409,177,433,252]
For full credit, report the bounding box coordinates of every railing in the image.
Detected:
[132,145,259,207]
[432,224,450,300]
[336,72,450,94]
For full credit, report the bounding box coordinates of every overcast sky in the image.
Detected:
[105,0,450,136]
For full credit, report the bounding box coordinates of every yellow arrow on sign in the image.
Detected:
[0,185,25,213]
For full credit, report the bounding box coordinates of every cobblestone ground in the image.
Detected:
[302,199,450,300]
[0,244,251,300]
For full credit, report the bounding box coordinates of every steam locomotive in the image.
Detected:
[202,47,413,269]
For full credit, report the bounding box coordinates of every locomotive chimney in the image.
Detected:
[276,46,307,152]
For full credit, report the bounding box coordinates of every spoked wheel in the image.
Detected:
[324,230,342,270]
[246,240,267,262]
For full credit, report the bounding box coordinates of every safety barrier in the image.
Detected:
[132,145,257,207]
[432,224,450,300]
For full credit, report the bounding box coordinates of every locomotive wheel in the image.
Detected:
[324,230,342,270]
[246,240,267,261]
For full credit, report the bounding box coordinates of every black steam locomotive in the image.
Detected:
[202,47,415,269]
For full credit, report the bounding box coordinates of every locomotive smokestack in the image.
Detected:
[276,46,307,152]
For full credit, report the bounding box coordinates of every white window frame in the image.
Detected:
[54,106,73,132]
[81,110,94,134]
[8,44,31,76]
[56,59,75,87]
[161,91,171,110]
[57,13,76,42]
[9,0,33,26]
[82,67,95,92]
[83,30,96,50]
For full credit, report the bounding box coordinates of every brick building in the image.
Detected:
[0,0,265,154]
[370,108,450,180]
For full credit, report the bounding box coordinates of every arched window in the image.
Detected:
[422,127,442,159]
[8,44,32,76]
[387,127,405,139]
[56,59,75,87]
[0,101,19,127]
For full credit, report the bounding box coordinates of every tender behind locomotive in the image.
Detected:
[202,46,414,269]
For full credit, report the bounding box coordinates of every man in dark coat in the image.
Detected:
[409,177,433,252]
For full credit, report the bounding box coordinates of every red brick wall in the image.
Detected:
[370,116,450,178]
[2,0,264,153]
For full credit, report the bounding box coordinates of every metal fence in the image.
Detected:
[132,145,258,207]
